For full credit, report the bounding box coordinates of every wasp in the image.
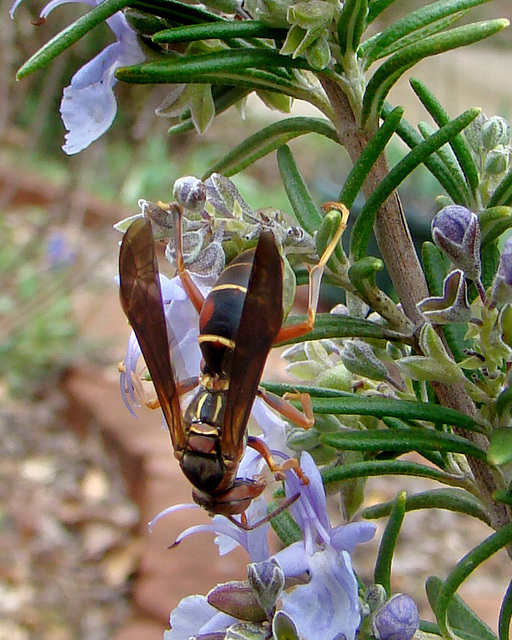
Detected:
[119,203,347,524]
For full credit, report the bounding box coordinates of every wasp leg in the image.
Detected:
[120,362,199,410]
[161,202,206,313]
[275,204,349,343]
[225,492,301,531]
[257,387,314,429]
[247,436,309,485]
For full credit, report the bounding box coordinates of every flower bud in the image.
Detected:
[372,594,419,640]
[431,205,481,281]
[340,340,389,382]
[491,237,512,306]
[247,559,284,614]
[482,116,511,150]
[484,146,509,176]
[173,176,207,213]
[366,584,387,612]
[207,581,267,622]
[464,112,486,153]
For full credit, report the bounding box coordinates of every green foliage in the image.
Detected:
[13,0,512,636]
[0,213,78,397]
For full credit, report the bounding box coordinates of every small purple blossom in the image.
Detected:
[273,453,377,640]
[372,594,420,640]
[120,273,202,416]
[11,0,145,154]
[159,452,376,640]
[431,205,482,282]
[164,594,237,640]
[46,231,77,268]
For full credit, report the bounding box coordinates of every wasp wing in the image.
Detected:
[119,218,186,451]
[224,231,283,457]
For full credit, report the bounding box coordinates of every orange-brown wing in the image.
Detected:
[224,231,283,456]
[119,218,186,451]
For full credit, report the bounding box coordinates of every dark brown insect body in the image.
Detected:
[119,217,284,517]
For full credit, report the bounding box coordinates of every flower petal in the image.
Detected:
[330,521,377,554]
[60,60,118,154]
[280,548,360,640]
[165,595,235,640]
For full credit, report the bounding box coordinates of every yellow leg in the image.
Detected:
[275,205,349,343]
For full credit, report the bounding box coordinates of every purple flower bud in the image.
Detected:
[431,205,481,281]
[207,581,267,622]
[372,594,419,640]
[491,237,512,306]
[248,559,284,614]
[173,176,207,213]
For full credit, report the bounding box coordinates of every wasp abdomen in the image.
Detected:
[198,249,256,376]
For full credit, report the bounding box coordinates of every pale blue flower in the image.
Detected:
[273,452,377,640]
[159,452,376,640]
[11,0,145,154]
[120,273,202,416]
[163,594,237,640]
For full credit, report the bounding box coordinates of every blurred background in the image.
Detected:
[0,1,510,639]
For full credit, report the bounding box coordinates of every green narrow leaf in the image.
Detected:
[382,416,445,468]
[365,0,401,25]
[265,387,486,432]
[268,500,302,546]
[361,12,467,64]
[422,241,449,297]
[481,239,500,291]
[277,145,323,234]
[320,428,487,459]
[202,117,339,179]
[153,20,284,43]
[117,48,313,83]
[363,0,493,67]
[488,428,512,466]
[374,491,406,595]
[489,166,512,208]
[382,102,468,203]
[427,576,498,640]
[117,64,311,101]
[277,312,412,345]
[350,108,480,262]
[480,206,512,246]
[499,579,512,640]
[16,0,128,79]
[321,459,465,488]
[316,209,345,268]
[418,121,470,204]
[362,488,490,524]
[435,526,512,640]
[338,0,368,57]
[132,0,222,23]
[347,256,384,296]
[338,106,403,208]
[410,77,479,195]
[361,19,508,128]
